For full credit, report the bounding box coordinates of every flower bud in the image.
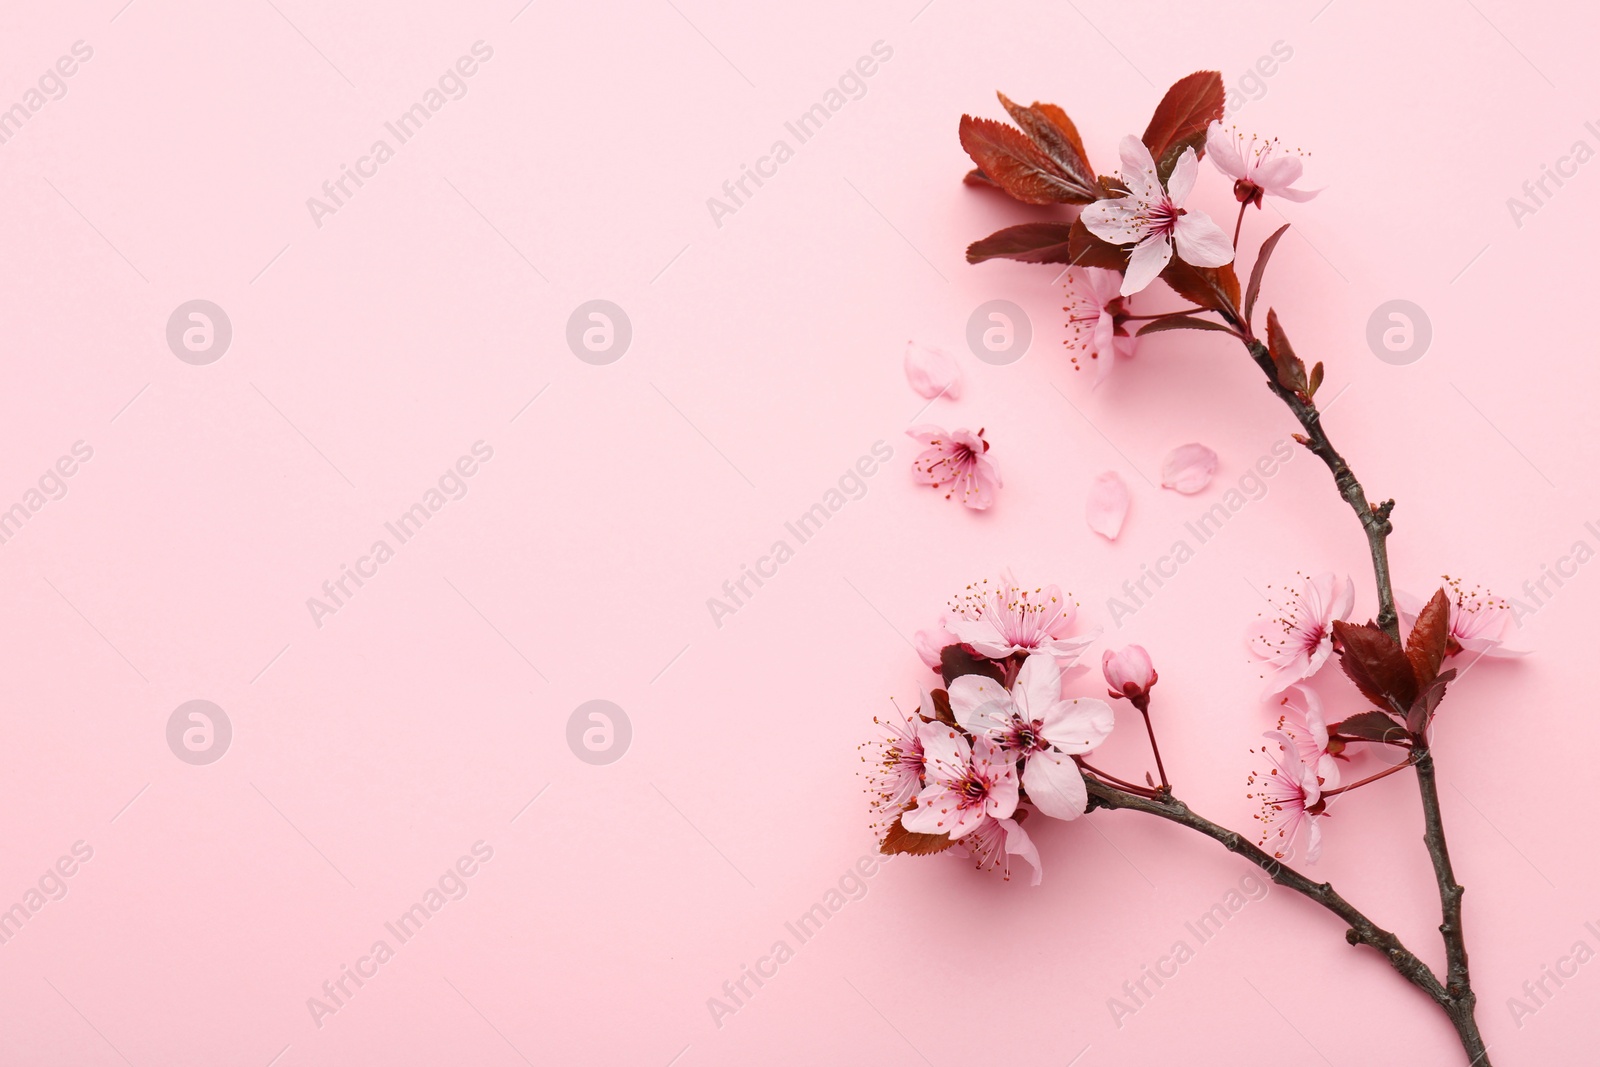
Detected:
[1103,645,1158,701]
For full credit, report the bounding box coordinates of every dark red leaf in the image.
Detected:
[959,115,1095,205]
[996,93,1099,200]
[929,688,956,727]
[1332,620,1418,714]
[1265,309,1309,395]
[1067,217,1130,271]
[880,816,956,856]
[966,221,1078,264]
[1162,259,1241,320]
[1330,710,1409,744]
[940,644,1004,688]
[1141,71,1225,182]
[1308,361,1324,397]
[963,167,998,189]
[1405,588,1452,690]
[1136,315,1236,336]
[1407,668,1456,734]
[1244,224,1289,324]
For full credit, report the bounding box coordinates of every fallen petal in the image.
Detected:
[1161,443,1219,494]
[903,342,963,400]
[1086,471,1130,540]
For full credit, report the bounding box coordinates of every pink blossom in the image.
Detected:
[903,341,964,400]
[945,575,1098,666]
[965,814,1042,885]
[1103,645,1158,702]
[912,621,958,671]
[1064,267,1137,385]
[901,724,1018,840]
[1272,684,1339,790]
[1160,443,1218,494]
[948,654,1114,821]
[1247,572,1355,698]
[861,694,930,830]
[1086,470,1130,540]
[907,425,1001,510]
[1205,122,1319,206]
[1397,582,1528,659]
[1080,135,1235,296]
[1248,730,1324,862]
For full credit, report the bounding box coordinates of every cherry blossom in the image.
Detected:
[1103,645,1158,703]
[1398,581,1528,659]
[1247,572,1355,698]
[1080,135,1234,296]
[907,425,1001,510]
[1205,122,1319,207]
[1064,266,1137,384]
[948,654,1114,821]
[1248,730,1324,862]
[1272,683,1339,790]
[945,575,1098,667]
[964,814,1042,885]
[901,724,1018,839]
[861,694,931,830]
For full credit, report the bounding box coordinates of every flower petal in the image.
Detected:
[903,342,963,400]
[1160,443,1219,494]
[1172,211,1235,267]
[997,818,1043,886]
[1081,195,1147,247]
[1116,134,1161,203]
[1021,750,1089,820]
[1204,121,1247,180]
[948,674,1014,737]
[1038,696,1115,754]
[1166,147,1199,205]
[1121,235,1172,296]
[1086,470,1130,540]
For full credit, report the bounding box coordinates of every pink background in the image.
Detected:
[0,0,1594,1063]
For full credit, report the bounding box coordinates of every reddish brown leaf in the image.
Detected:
[1308,361,1325,397]
[880,816,956,856]
[959,115,1094,205]
[963,167,998,189]
[1265,309,1309,394]
[1136,315,1235,336]
[1162,259,1241,320]
[940,644,1004,688]
[1067,218,1130,271]
[1332,620,1418,714]
[1141,71,1225,182]
[1406,668,1456,734]
[1329,710,1409,745]
[966,221,1078,264]
[996,93,1098,200]
[1405,589,1453,690]
[1244,224,1289,324]
[929,689,956,727]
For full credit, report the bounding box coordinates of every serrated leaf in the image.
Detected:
[1406,667,1456,734]
[959,115,1096,205]
[1405,588,1452,690]
[1265,309,1309,394]
[940,644,1005,688]
[1162,259,1241,319]
[1332,620,1418,714]
[996,93,1098,200]
[966,221,1078,264]
[1244,224,1289,324]
[1136,315,1236,336]
[1141,71,1225,183]
[1329,710,1409,744]
[880,817,956,856]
